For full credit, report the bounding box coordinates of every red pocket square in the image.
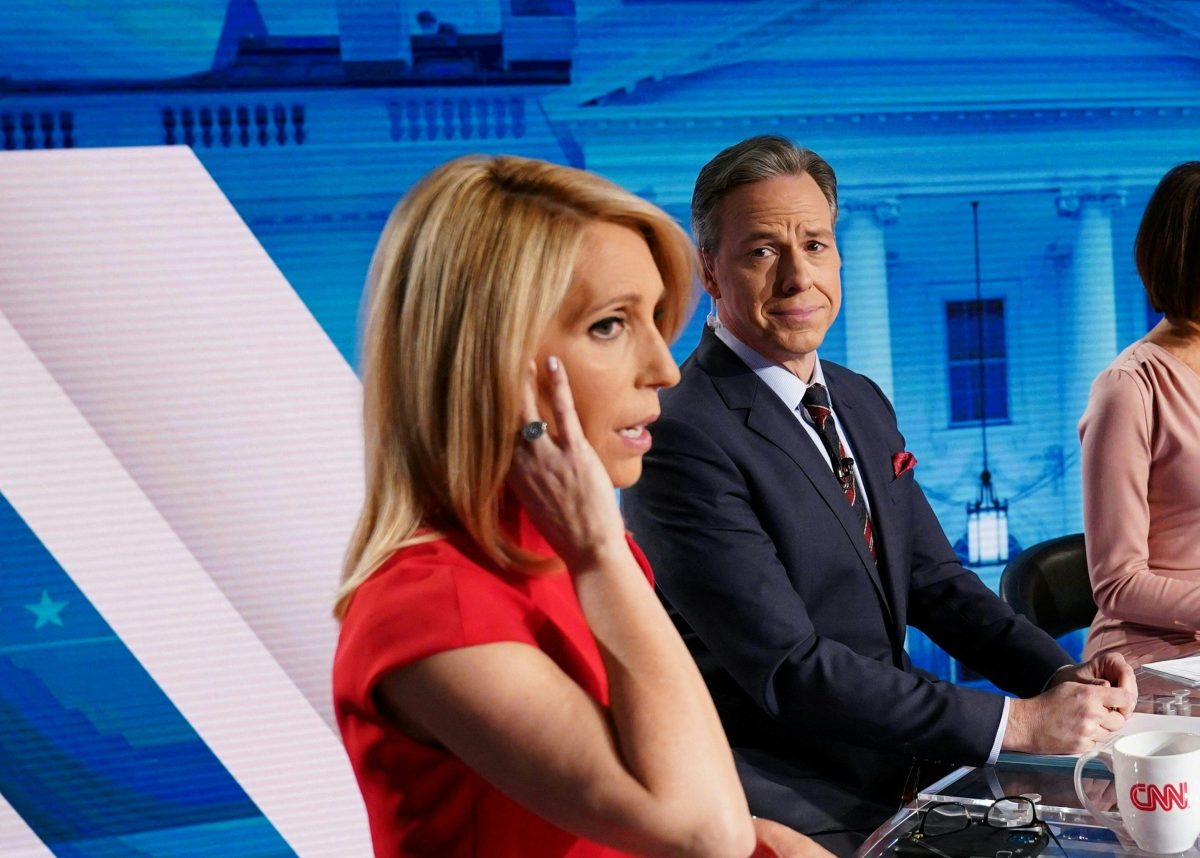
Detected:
[892,451,917,478]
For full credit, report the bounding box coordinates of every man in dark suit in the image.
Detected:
[621,135,1136,851]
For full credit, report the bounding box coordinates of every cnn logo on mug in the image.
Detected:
[1130,782,1190,813]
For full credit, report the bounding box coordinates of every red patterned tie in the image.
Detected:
[801,383,876,563]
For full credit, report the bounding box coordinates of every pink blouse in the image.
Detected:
[1080,341,1200,666]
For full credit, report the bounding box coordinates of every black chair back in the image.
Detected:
[999,533,1096,639]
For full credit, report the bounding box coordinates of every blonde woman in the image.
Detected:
[333,156,828,858]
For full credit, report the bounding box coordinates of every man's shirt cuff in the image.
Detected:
[989,663,1073,762]
[987,696,1010,764]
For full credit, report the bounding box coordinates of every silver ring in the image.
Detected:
[521,421,548,442]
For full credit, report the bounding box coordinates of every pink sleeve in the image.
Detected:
[1080,369,1200,630]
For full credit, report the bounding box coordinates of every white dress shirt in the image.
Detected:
[713,323,871,516]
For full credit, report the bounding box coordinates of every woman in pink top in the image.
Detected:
[1080,161,1200,667]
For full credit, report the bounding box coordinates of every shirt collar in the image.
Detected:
[711,318,827,410]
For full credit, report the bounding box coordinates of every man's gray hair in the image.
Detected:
[691,135,838,253]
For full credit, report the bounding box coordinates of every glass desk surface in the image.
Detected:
[855,671,1200,858]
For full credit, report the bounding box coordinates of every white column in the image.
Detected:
[838,197,899,400]
[1056,187,1125,530]
[1056,189,1125,429]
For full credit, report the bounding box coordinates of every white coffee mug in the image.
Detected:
[1074,730,1200,854]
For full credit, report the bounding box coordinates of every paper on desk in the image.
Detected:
[1114,712,1200,739]
[1143,653,1200,684]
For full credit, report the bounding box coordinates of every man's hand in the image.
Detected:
[750,817,835,858]
[1003,680,1131,755]
[1049,653,1138,715]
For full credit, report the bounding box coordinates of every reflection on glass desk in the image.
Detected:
[855,672,1200,858]
[1136,669,1200,715]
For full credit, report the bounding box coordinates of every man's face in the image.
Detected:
[702,172,841,381]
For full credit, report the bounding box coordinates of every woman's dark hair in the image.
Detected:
[1136,161,1200,322]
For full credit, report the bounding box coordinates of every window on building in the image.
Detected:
[946,298,1008,425]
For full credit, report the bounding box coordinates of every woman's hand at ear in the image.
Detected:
[508,356,629,572]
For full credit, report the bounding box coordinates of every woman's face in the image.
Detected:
[536,221,681,488]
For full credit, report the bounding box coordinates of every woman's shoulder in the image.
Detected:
[1108,339,1196,380]
[334,535,552,701]
[349,533,532,626]
[1079,345,1156,439]
[1080,340,1200,442]
[1090,342,1161,398]
[1092,340,1200,404]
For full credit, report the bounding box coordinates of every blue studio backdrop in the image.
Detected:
[2,1,1197,855]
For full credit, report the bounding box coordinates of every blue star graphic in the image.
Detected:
[25,590,68,629]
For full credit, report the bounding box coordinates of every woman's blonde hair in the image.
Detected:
[335,155,695,619]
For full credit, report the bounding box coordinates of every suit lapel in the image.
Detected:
[697,333,894,623]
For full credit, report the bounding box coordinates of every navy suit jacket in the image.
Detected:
[621,329,1070,834]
